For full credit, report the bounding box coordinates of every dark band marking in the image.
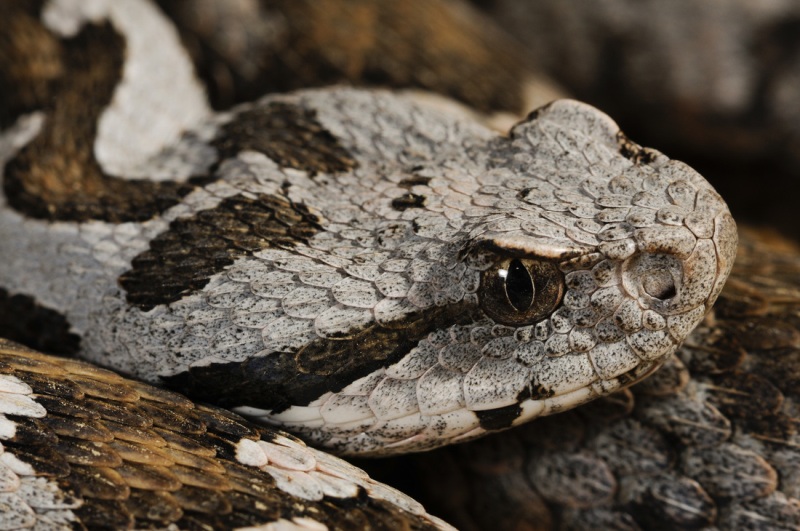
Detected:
[212,103,356,176]
[616,131,658,165]
[2,21,209,223]
[0,2,59,128]
[158,0,529,113]
[474,386,538,431]
[527,383,555,401]
[475,403,522,431]
[398,175,432,188]
[0,288,80,356]
[164,302,484,412]
[391,193,426,211]
[119,193,322,311]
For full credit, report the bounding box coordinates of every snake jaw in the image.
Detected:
[202,96,736,456]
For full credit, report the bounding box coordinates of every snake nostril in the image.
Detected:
[622,253,684,307]
[642,270,677,300]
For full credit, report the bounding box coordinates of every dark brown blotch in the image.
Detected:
[119,193,322,310]
[2,20,212,223]
[165,302,484,411]
[391,193,426,211]
[527,383,555,401]
[475,403,522,431]
[398,175,432,188]
[212,102,357,176]
[616,131,658,165]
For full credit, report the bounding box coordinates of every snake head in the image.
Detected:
[155,93,735,455]
[454,99,738,430]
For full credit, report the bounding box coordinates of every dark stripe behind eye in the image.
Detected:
[163,302,483,411]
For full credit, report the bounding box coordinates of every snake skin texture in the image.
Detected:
[368,227,800,530]
[0,0,736,457]
[0,339,453,530]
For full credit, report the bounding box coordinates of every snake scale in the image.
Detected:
[0,0,751,529]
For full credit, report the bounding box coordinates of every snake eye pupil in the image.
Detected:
[505,259,534,311]
[479,256,565,327]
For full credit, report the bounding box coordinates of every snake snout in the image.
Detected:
[622,253,683,309]
[618,184,737,357]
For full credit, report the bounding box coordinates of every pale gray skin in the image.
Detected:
[397,227,800,531]
[0,0,736,455]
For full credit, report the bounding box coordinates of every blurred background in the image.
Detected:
[475,0,800,244]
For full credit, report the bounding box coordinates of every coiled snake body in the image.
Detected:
[0,0,739,528]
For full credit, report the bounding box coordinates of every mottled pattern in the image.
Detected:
[212,103,358,176]
[388,227,800,531]
[0,0,736,456]
[120,193,323,310]
[1,19,206,223]
[165,302,484,413]
[0,339,452,530]
[156,0,554,115]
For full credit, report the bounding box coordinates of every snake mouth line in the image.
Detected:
[163,301,485,412]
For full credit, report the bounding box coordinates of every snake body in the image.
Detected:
[0,0,741,528]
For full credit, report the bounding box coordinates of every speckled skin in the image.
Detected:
[380,227,800,531]
[0,0,737,456]
[0,339,453,530]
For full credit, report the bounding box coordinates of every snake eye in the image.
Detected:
[480,257,564,326]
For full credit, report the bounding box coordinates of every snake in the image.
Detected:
[0,0,738,528]
[0,338,456,529]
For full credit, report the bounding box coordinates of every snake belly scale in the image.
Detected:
[0,0,736,462]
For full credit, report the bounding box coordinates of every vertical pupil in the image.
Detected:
[505,259,534,311]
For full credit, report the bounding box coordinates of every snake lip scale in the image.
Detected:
[0,0,736,459]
